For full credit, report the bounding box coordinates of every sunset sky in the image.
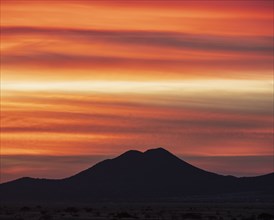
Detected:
[1,0,273,183]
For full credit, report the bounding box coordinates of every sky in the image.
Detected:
[0,0,273,183]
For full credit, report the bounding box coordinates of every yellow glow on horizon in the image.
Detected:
[2,79,273,94]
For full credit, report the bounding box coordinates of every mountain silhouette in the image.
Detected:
[1,148,273,202]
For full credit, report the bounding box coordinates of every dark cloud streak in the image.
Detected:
[2,26,273,54]
[2,52,272,72]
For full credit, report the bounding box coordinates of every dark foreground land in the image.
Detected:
[1,202,273,220]
[1,149,273,219]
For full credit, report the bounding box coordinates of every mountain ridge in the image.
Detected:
[1,148,273,202]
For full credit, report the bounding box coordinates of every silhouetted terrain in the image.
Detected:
[1,203,274,220]
[1,148,273,202]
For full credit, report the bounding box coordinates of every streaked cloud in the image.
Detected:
[2,27,273,54]
[1,90,273,159]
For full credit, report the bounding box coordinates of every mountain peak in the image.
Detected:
[145,147,170,154]
[114,148,179,162]
[117,148,171,158]
[144,147,177,159]
[117,149,143,159]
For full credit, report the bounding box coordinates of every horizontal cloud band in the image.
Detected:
[2,26,273,54]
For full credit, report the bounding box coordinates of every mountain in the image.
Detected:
[1,148,273,202]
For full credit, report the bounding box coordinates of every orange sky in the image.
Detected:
[0,0,273,182]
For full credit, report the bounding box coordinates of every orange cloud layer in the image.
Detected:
[1,90,273,156]
[2,0,272,35]
[1,27,272,81]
